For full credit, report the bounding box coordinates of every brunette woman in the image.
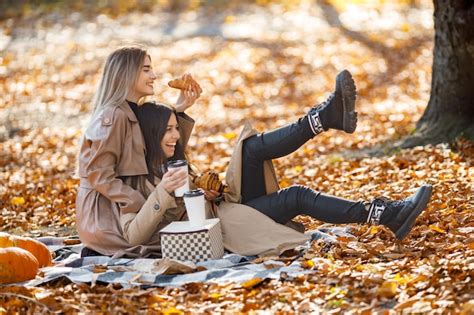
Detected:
[132,70,432,256]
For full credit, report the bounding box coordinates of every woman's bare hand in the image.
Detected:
[161,168,188,194]
[204,190,220,201]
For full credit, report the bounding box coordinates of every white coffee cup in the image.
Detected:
[183,189,206,228]
[167,160,190,197]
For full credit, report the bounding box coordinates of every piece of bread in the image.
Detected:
[193,171,229,194]
[168,77,203,93]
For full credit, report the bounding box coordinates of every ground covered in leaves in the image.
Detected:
[1,0,473,313]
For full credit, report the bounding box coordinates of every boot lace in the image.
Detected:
[308,93,335,115]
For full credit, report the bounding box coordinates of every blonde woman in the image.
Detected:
[76,46,201,257]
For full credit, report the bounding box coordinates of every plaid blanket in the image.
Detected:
[17,226,354,288]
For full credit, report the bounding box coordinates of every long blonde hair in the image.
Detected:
[75,46,148,178]
[91,45,148,113]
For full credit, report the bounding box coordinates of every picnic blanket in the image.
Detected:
[17,226,355,288]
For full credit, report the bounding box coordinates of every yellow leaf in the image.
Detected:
[241,277,264,289]
[352,180,362,188]
[370,226,378,234]
[294,166,303,173]
[210,293,221,300]
[162,307,183,315]
[223,132,236,140]
[401,23,410,32]
[302,259,315,269]
[10,197,25,206]
[429,224,446,234]
[377,280,398,298]
[279,178,291,188]
[393,273,411,285]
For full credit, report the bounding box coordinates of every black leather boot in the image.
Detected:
[308,70,357,134]
[367,184,433,240]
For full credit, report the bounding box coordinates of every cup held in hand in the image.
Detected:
[167,160,190,197]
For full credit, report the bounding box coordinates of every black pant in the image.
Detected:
[241,116,367,225]
[81,246,103,257]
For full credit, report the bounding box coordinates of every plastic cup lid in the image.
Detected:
[183,189,204,198]
[167,159,187,168]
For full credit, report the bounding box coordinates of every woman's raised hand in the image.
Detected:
[175,73,202,112]
[161,168,188,194]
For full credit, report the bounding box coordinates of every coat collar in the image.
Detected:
[118,100,138,122]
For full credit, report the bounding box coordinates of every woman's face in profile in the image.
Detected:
[161,113,180,158]
[134,55,156,99]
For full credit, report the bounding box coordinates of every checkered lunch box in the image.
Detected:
[160,218,224,263]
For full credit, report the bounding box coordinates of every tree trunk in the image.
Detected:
[402,0,474,147]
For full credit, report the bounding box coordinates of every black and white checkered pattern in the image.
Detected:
[161,221,224,263]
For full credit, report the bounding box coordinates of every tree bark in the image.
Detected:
[402,0,474,147]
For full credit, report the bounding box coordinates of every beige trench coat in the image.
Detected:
[76,101,194,257]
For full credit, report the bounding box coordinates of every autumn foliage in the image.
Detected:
[0,0,472,313]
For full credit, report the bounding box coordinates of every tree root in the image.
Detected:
[399,117,474,149]
[339,117,474,160]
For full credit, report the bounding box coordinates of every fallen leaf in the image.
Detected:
[10,197,25,206]
[241,278,265,289]
[162,307,183,315]
[429,224,446,234]
[377,281,398,298]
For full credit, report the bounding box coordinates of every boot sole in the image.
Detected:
[395,184,433,240]
[337,70,357,133]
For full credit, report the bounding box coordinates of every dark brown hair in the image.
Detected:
[125,102,198,197]
[138,102,186,182]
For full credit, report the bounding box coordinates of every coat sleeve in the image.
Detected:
[176,112,194,149]
[81,108,146,214]
[120,181,177,246]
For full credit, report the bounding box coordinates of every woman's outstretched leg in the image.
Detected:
[245,185,368,224]
[241,115,315,202]
[241,70,358,203]
[245,184,433,240]
[240,117,314,203]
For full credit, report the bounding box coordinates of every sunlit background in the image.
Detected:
[2,2,474,313]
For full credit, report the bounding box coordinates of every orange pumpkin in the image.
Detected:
[0,247,39,284]
[0,232,52,267]
[0,232,15,247]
